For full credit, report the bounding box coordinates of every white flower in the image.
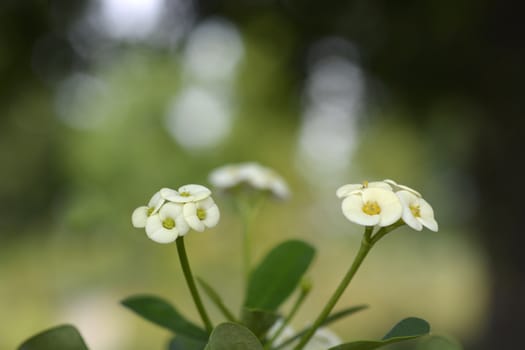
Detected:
[208,164,244,188]
[383,179,422,197]
[208,162,290,199]
[145,202,189,243]
[336,180,393,198]
[341,187,403,227]
[267,321,341,350]
[267,320,295,347]
[247,165,290,199]
[131,191,165,228]
[396,190,438,232]
[183,197,220,232]
[303,328,342,349]
[160,184,211,203]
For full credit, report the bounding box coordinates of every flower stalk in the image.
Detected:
[241,204,252,284]
[176,237,213,333]
[293,230,374,350]
[237,193,266,285]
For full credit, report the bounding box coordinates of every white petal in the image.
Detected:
[396,190,419,229]
[418,198,438,231]
[145,215,178,243]
[241,163,269,189]
[267,320,295,347]
[308,328,342,349]
[145,214,162,236]
[341,195,380,226]
[336,184,363,198]
[183,202,205,232]
[269,178,290,199]
[238,162,264,179]
[362,188,402,227]
[183,198,220,231]
[175,214,190,236]
[147,191,164,213]
[160,187,180,201]
[158,202,188,236]
[131,206,149,228]
[198,197,216,209]
[420,217,438,232]
[383,179,398,187]
[209,165,242,188]
[161,188,195,203]
[418,197,435,218]
[361,187,396,203]
[163,184,212,203]
[384,179,421,197]
[202,204,220,228]
[149,227,179,243]
[396,192,437,231]
[377,200,403,226]
[159,202,183,219]
[367,181,393,191]
[402,209,423,231]
[182,201,196,217]
[398,184,422,197]
[396,190,418,206]
[179,184,211,196]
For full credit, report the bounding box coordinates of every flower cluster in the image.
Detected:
[131,184,220,243]
[337,179,438,231]
[209,162,290,199]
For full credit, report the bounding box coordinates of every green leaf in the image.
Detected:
[241,307,280,339]
[244,240,315,311]
[382,317,430,340]
[169,335,207,350]
[197,277,238,322]
[416,335,463,350]
[205,322,264,350]
[329,341,385,350]
[18,324,89,350]
[121,295,208,341]
[328,317,430,350]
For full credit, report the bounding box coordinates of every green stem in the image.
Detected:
[364,225,374,241]
[176,237,213,333]
[242,211,251,284]
[265,286,310,349]
[239,193,266,285]
[292,234,374,350]
[371,220,405,245]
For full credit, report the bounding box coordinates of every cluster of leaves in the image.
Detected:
[17,239,462,350]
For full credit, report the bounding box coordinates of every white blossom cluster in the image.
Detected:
[208,162,290,199]
[131,184,220,243]
[337,179,438,231]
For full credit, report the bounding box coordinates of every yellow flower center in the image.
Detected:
[197,208,207,220]
[410,204,421,217]
[362,201,381,215]
[162,217,175,229]
[147,207,154,216]
[180,191,191,197]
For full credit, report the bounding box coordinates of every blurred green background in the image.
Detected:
[1,1,524,349]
